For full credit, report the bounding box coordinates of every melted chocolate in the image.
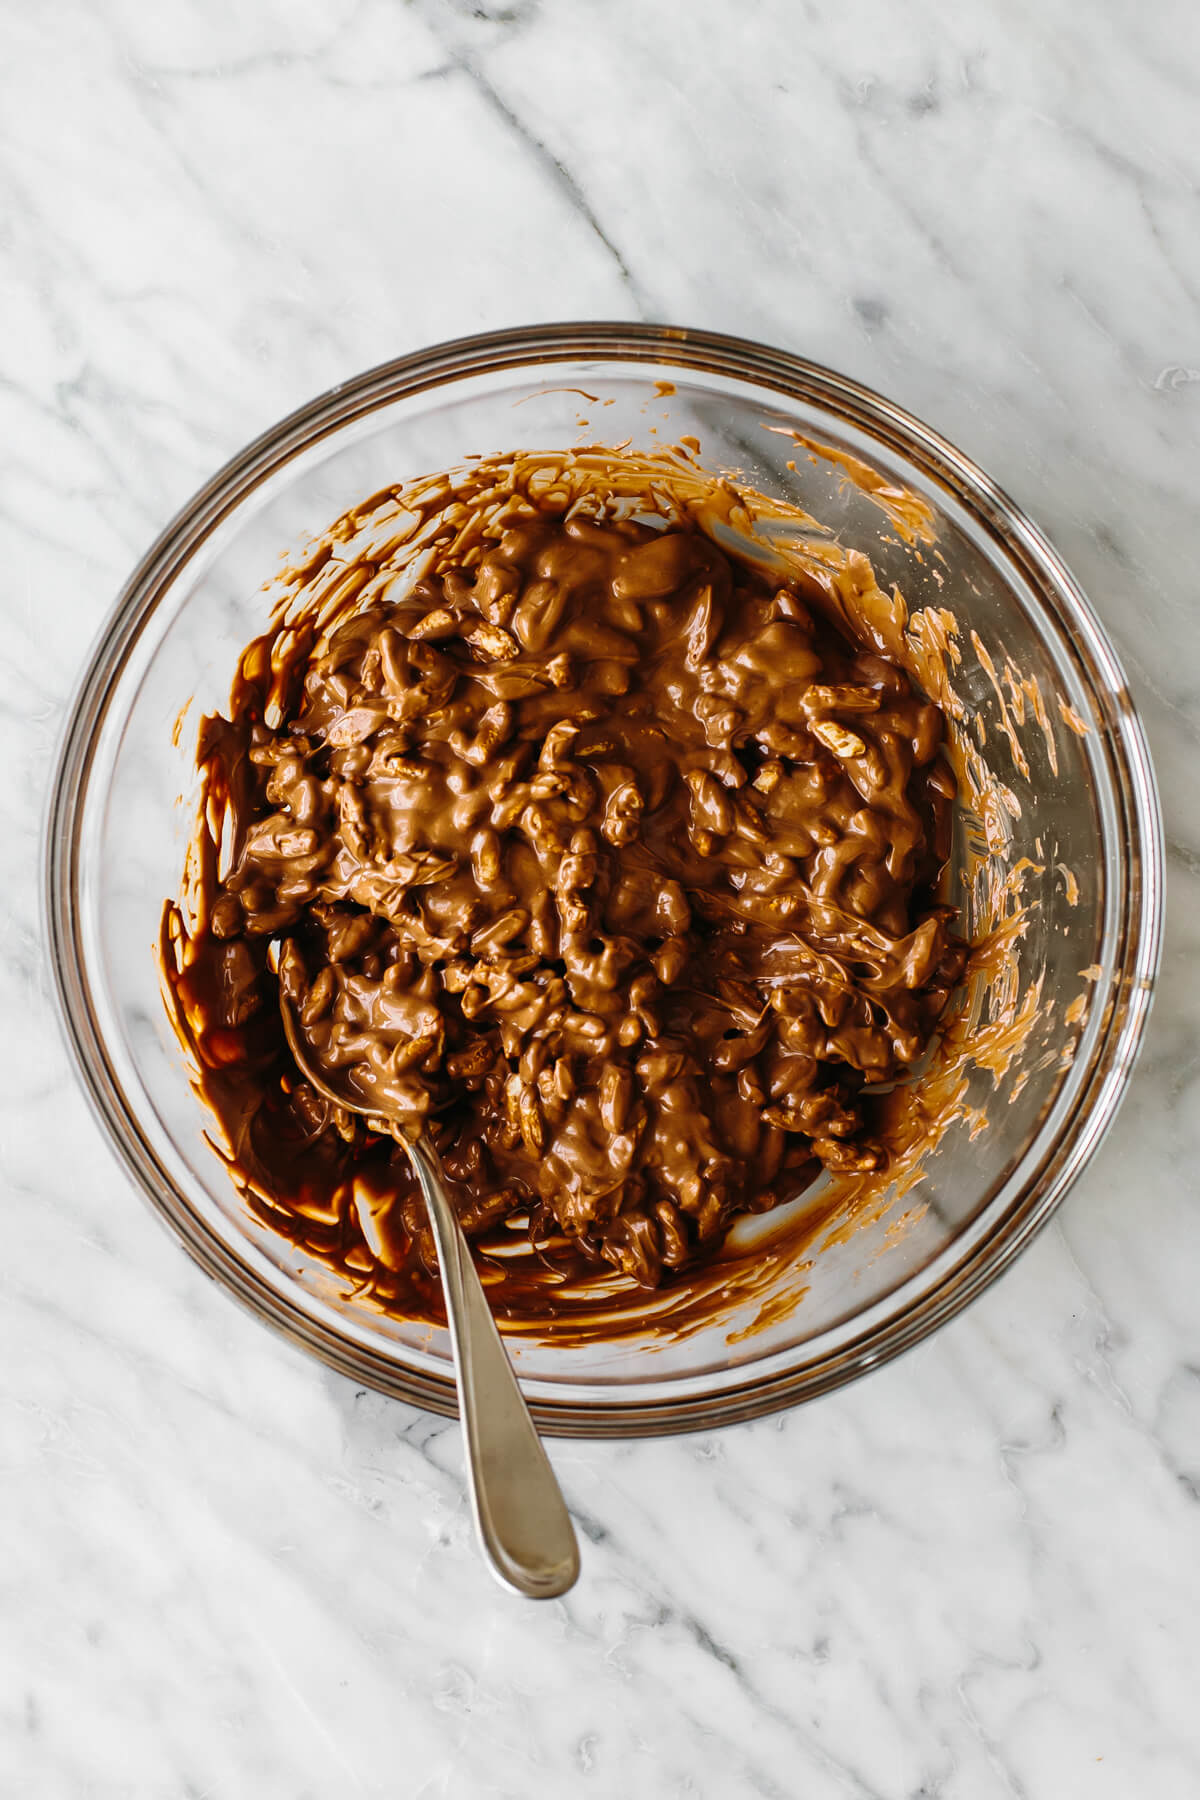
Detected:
[163,474,965,1326]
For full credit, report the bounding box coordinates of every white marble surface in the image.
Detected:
[3,3,1199,1794]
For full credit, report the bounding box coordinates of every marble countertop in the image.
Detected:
[4,3,1198,1795]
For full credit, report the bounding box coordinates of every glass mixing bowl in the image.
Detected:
[44,325,1163,1435]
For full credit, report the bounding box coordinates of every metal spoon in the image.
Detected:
[277,960,580,1599]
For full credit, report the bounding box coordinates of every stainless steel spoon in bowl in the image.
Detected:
[276,948,580,1599]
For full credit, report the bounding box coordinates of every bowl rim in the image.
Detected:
[43,321,1165,1436]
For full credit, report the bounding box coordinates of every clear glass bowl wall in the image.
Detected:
[45,326,1162,1434]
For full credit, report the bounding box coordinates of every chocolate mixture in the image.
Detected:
[164,495,964,1317]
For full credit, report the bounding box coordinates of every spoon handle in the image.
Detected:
[407,1136,580,1599]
